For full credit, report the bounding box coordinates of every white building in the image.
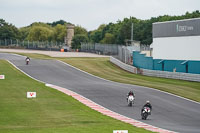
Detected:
[151,18,200,61]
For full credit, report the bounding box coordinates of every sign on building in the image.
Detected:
[153,18,200,38]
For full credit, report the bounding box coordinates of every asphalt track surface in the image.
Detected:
[1,53,200,133]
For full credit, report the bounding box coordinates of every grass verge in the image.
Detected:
[0,60,151,133]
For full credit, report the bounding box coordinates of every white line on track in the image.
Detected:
[57,60,200,105]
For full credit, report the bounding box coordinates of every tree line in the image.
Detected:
[88,10,200,45]
[0,10,200,49]
[0,19,87,43]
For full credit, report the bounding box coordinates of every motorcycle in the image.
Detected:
[26,58,30,65]
[127,95,135,106]
[141,106,151,120]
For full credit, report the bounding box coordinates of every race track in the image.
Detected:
[1,53,200,133]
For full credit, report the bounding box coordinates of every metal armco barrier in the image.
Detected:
[110,56,138,74]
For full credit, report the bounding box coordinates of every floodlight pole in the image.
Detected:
[131,23,133,41]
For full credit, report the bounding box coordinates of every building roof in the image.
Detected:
[153,17,200,25]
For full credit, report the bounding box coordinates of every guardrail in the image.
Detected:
[110,56,200,82]
[110,56,138,74]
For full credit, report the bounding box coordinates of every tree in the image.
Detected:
[100,33,115,44]
[27,26,53,41]
[0,19,20,40]
[30,22,52,29]
[88,24,106,43]
[71,34,89,49]
[89,30,103,43]
[48,20,67,27]
[53,24,67,42]
[74,26,88,35]
[19,27,30,40]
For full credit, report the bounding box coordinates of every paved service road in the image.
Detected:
[1,53,200,133]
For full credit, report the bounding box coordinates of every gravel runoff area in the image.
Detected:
[0,48,109,57]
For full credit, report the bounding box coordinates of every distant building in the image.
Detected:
[151,18,200,60]
[133,18,200,74]
[65,24,74,48]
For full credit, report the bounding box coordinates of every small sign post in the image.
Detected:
[113,130,128,133]
[0,75,5,79]
[27,92,36,98]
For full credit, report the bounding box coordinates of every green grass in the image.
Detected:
[0,60,152,133]
[6,53,200,102]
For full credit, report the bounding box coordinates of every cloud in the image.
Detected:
[0,0,200,30]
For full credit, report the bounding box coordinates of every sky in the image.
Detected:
[0,0,200,31]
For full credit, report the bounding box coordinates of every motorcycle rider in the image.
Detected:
[25,56,30,65]
[126,90,135,101]
[141,101,152,115]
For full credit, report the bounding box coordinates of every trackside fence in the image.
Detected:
[81,43,141,65]
[81,43,118,55]
[0,39,64,51]
[110,56,200,82]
